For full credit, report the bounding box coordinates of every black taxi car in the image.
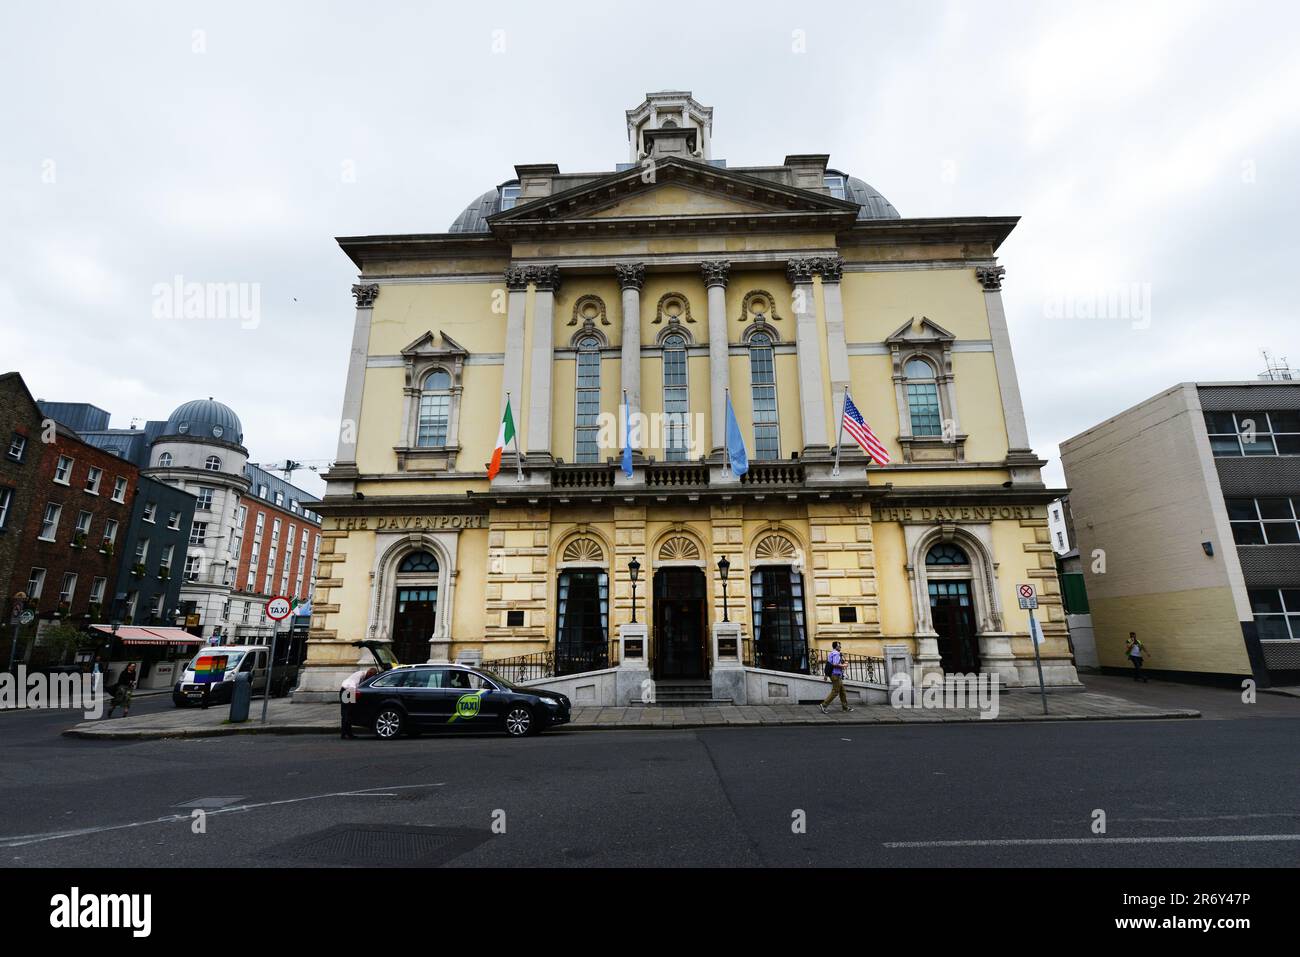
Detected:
[347,664,571,739]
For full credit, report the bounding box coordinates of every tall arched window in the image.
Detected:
[204,455,222,472]
[662,333,689,460]
[158,452,172,467]
[392,550,439,664]
[904,358,943,437]
[574,336,601,463]
[749,333,779,460]
[416,369,452,447]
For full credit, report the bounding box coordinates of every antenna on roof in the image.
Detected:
[1260,349,1297,382]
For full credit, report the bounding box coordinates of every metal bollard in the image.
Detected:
[228,673,252,722]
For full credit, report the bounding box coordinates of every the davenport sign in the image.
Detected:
[871,504,1042,523]
[333,514,487,531]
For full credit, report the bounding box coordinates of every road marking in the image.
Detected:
[0,782,445,848]
[885,834,1300,848]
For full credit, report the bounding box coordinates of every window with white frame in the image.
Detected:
[143,501,156,523]
[75,510,91,537]
[1227,497,1300,544]
[416,369,453,447]
[0,487,11,529]
[662,333,690,460]
[823,173,847,199]
[274,491,284,507]
[194,487,213,511]
[151,594,164,620]
[7,434,26,461]
[125,590,138,620]
[160,544,174,571]
[85,467,102,494]
[27,567,46,599]
[241,601,250,623]
[59,572,77,604]
[499,182,521,211]
[102,519,118,548]
[134,538,149,564]
[39,503,61,541]
[90,577,106,604]
[54,455,73,484]
[1205,411,1300,457]
[184,555,201,581]
[255,512,265,537]
[189,521,207,546]
[157,451,172,467]
[904,358,944,437]
[749,333,780,460]
[237,505,247,528]
[574,336,602,463]
[167,510,181,530]
[271,518,281,543]
[258,484,268,498]
[111,476,127,502]
[204,455,222,472]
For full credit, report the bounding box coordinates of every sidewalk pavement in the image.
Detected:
[64,686,1200,740]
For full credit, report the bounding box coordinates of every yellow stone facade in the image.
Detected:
[297,92,1078,700]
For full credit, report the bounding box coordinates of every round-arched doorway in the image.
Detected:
[391,550,439,664]
[925,542,980,673]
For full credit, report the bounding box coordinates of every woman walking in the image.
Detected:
[105,663,138,718]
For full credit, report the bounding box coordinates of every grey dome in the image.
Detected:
[449,187,505,233]
[162,398,244,444]
[844,175,900,220]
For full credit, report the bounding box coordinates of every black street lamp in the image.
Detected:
[628,558,641,624]
[717,556,731,622]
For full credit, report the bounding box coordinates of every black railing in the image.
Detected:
[481,651,554,684]
[807,647,889,685]
[556,643,610,676]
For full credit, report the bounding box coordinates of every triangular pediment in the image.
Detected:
[885,316,957,346]
[400,330,469,357]
[487,157,858,231]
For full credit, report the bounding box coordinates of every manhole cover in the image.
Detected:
[267,825,490,867]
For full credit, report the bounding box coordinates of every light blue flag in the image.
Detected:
[725,391,749,477]
[621,391,634,477]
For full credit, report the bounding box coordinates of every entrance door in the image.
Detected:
[751,566,810,673]
[556,569,609,675]
[928,580,980,673]
[392,587,437,665]
[653,567,707,678]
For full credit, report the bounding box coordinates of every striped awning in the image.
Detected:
[91,624,204,646]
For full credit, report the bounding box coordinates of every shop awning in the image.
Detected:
[91,625,205,646]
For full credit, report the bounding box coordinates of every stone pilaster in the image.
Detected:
[483,506,550,648]
[615,263,646,448]
[807,502,880,646]
[500,267,530,470]
[701,260,731,455]
[332,284,379,473]
[787,257,830,454]
[818,257,850,442]
[976,264,1040,484]
[526,265,561,464]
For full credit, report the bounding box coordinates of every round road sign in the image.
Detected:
[266,596,293,621]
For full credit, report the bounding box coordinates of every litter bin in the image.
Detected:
[228,672,252,722]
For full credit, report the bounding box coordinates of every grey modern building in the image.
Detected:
[111,473,197,627]
[1061,379,1300,686]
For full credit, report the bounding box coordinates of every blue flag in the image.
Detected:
[725,392,749,477]
[621,392,634,477]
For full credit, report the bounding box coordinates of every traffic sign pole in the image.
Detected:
[1017,584,1048,715]
[262,597,293,723]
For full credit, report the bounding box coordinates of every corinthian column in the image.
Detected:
[818,257,850,441]
[526,265,561,463]
[701,260,731,455]
[615,263,646,450]
[787,257,829,453]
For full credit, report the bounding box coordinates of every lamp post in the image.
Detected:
[717,556,731,623]
[7,591,28,673]
[628,558,641,624]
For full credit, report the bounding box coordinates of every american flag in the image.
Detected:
[842,393,891,464]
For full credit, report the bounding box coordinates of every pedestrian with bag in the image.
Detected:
[105,662,137,719]
[819,641,854,714]
[1125,632,1150,682]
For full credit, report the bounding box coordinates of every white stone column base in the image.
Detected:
[977,632,1023,687]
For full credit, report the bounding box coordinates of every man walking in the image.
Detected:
[820,641,854,714]
[1125,632,1150,682]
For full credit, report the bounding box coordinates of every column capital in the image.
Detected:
[700,260,731,288]
[615,262,646,291]
[532,264,562,292]
[504,265,531,291]
[351,283,380,308]
[785,258,818,284]
[816,255,844,282]
[976,265,1006,291]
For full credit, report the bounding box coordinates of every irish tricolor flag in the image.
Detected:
[488,397,517,480]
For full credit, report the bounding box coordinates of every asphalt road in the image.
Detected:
[2,688,1298,867]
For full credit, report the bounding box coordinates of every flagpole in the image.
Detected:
[832,386,847,476]
[508,392,524,483]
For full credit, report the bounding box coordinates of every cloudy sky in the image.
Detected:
[3,0,1296,494]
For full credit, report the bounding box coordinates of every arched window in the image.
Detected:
[158,452,172,467]
[416,369,452,447]
[662,333,689,460]
[904,358,942,437]
[925,542,969,566]
[749,333,779,459]
[204,455,222,472]
[574,336,602,463]
[399,551,439,573]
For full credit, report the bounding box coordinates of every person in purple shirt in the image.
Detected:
[819,641,854,714]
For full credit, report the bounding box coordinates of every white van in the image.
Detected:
[172,645,270,707]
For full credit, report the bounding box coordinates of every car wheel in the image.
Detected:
[504,705,535,737]
[374,708,405,740]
